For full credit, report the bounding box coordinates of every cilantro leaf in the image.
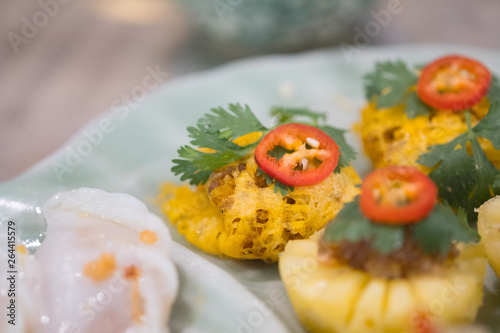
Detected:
[171,147,213,185]
[364,60,416,107]
[323,198,404,254]
[456,207,481,241]
[364,60,432,118]
[421,147,478,213]
[324,198,479,256]
[405,90,433,118]
[200,104,268,142]
[418,105,500,220]
[323,199,377,242]
[267,146,293,161]
[274,181,294,196]
[488,75,500,103]
[256,168,294,195]
[469,138,500,207]
[319,125,357,172]
[417,134,466,168]
[172,145,254,185]
[371,224,405,254]
[256,167,274,187]
[412,204,479,254]
[472,100,500,149]
[271,107,326,126]
[172,104,268,185]
[173,104,357,190]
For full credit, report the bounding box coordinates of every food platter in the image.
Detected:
[1,44,500,332]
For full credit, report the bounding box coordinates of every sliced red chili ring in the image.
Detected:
[417,55,492,111]
[254,123,339,187]
[360,166,437,224]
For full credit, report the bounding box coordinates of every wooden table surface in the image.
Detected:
[0,0,499,183]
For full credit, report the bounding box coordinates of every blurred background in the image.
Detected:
[0,0,499,182]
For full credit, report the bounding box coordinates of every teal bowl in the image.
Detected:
[177,0,373,58]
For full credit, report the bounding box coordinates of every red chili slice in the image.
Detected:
[254,123,339,187]
[417,55,492,111]
[360,166,437,224]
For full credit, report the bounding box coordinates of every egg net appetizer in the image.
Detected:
[158,105,360,262]
[279,166,487,333]
[354,55,500,221]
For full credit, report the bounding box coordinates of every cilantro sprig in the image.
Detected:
[271,107,326,126]
[172,104,356,195]
[364,60,432,118]
[366,59,500,220]
[365,60,500,118]
[488,75,500,102]
[323,198,404,254]
[412,206,479,254]
[323,198,479,255]
[256,168,294,196]
[172,104,268,185]
[417,102,500,220]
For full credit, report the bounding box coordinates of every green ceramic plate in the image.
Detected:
[1,45,499,332]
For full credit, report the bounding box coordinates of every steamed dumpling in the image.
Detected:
[16,188,178,333]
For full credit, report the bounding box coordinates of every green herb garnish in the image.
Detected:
[256,168,294,195]
[412,206,480,254]
[488,75,500,102]
[323,198,479,255]
[172,103,268,185]
[365,60,500,118]
[323,198,404,254]
[319,125,357,173]
[271,107,326,126]
[364,60,432,118]
[417,103,500,220]
[172,104,356,196]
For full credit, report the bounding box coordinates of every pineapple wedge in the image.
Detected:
[477,195,500,277]
[279,237,487,333]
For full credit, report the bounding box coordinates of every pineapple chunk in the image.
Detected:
[477,195,500,277]
[384,280,416,332]
[279,238,487,333]
[349,278,387,333]
[279,238,369,332]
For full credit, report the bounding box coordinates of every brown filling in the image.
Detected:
[318,232,457,279]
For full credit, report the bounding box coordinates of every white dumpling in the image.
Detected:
[22,187,178,333]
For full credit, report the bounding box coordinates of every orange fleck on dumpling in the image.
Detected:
[83,253,117,282]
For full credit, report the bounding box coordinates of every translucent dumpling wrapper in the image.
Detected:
[3,188,178,333]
